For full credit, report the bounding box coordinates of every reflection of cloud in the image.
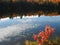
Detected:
[0,16,60,43]
[18,16,60,24]
[0,23,39,42]
[0,17,9,21]
[0,16,41,42]
[38,16,60,22]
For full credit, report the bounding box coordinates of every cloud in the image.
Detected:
[0,15,60,45]
[0,22,39,42]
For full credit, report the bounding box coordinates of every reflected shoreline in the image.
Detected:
[0,14,59,19]
[0,2,60,19]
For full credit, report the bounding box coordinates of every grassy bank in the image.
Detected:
[25,37,60,45]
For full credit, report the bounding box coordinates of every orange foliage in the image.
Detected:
[26,0,32,2]
[33,0,39,3]
[49,0,60,3]
[12,0,18,3]
[33,25,55,45]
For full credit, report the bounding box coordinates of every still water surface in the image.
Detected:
[0,15,60,45]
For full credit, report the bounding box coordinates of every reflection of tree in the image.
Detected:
[56,2,60,14]
[0,2,60,19]
[10,0,12,2]
[9,15,13,19]
[19,14,23,19]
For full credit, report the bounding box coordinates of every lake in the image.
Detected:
[0,2,60,45]
[0,15,60,45]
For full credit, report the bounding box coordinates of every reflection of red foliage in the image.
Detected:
[33,25,55,45]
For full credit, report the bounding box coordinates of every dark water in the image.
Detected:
[0,2,60,17]
[0,15,60,45]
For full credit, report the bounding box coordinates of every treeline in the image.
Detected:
[0,2,40,14]
[0,2,60,18]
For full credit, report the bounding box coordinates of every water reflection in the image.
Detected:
[0,16,60,45]
[0,2,60,19]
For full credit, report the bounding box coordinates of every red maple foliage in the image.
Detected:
[33,25,55,45]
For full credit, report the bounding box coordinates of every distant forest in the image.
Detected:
[0,2,60,18]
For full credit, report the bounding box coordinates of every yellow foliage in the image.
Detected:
[25,40,38,45]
